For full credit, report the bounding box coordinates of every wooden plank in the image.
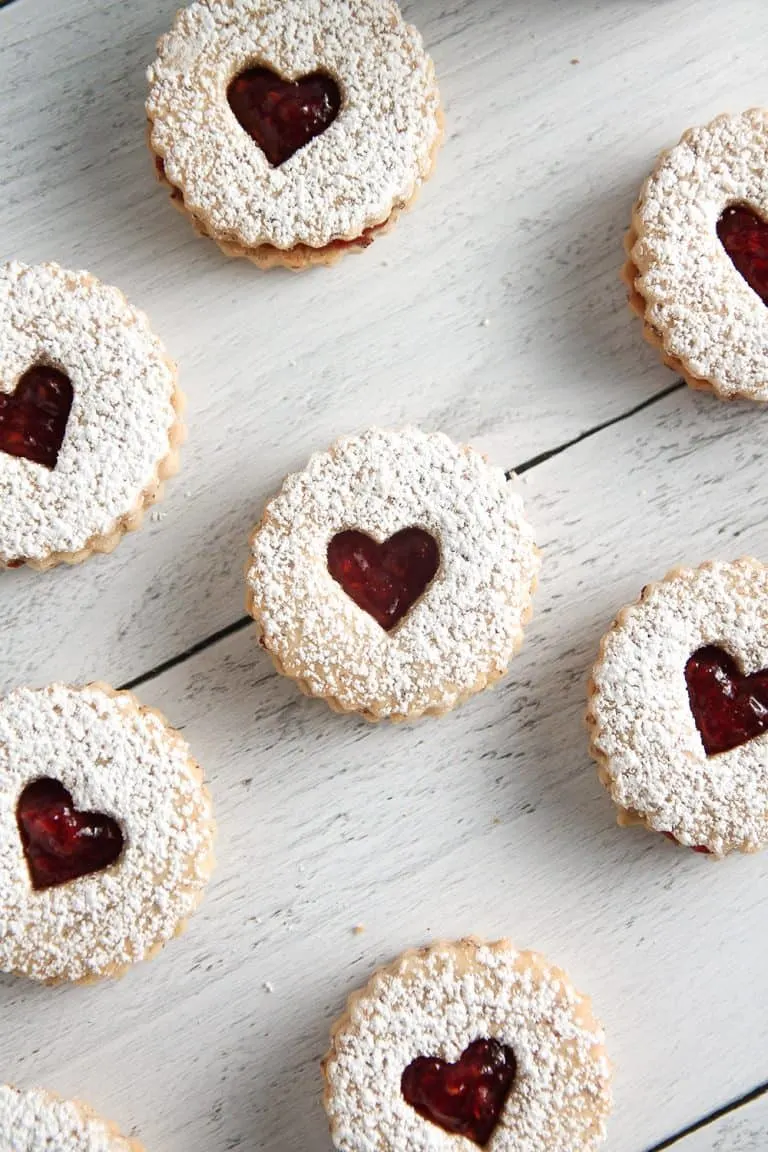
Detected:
[2,384,768,1149]
[2,2,768,1150]
[668,1095,768,1151]
[4,0,763,688]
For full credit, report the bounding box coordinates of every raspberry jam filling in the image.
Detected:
[227,66,341,167]
[663,832,711,855]
[401,1039,517,1147]
[327,528,440,631]
[685,644,768,756]
[155,154,384,251]
[717,204,768,305]
[17,778,124,890]
[0,364,73,470]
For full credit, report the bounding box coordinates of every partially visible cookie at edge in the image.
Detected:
[0,1086,143,1152]
[624,109,768,401]
[588,557,768,856]
[146,0,443,269]
[0,682,215,983]
[0,261,182,570]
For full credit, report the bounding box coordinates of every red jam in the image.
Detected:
[17,778,124,890]
[663,831,712,855]
[401,1039,517,1147]
[685,644,768,757]
[227,67,341,167]
[327,528,440,631]
[717,205,768,305]
[0,364,73,470]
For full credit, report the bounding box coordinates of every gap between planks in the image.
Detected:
[116,364,768,1152]
[647,1078,768,1150]
[121,377,686,696]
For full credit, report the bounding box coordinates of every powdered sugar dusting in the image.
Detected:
[146,0,441,250]
[0,684,214,983]
[0,1086,136,1151]
[0,262,178,563]
[324,940,611,1152]
[631,109,768,399]
[246,427,540,719]
[589,559,768,855]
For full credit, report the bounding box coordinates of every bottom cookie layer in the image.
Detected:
[153,156,401,269]
[4,436,182,572]
[149,105,444,270]
[622,227,741,399]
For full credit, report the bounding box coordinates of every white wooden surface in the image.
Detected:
[674,1096,768,1151]
[2,1,768,1149]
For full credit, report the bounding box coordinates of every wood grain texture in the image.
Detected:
[1,387,768,1152]
[2,0,768,1150]
[672,1096,768,1151]
[0,0,735,689]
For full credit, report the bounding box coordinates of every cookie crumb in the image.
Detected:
[570,57,580,65]
[353,923,365,936]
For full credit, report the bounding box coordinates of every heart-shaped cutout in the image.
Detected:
[227,66,341,167]
[327,528,440,631]
[401,1039,517,1147]
[685,645,768,756]
[717,204,768,305]
[0,364,73,470]
[17,778,124,890]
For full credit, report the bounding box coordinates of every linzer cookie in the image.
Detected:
[0,1086,143,1152]
[245,427,539,721]
[0,682,214,983]
[146,0,442,269]
[624,109,768,400]
[323,938,611,1152]
[0,261,182,570]
[587,558,768,856]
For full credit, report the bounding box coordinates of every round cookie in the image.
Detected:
[245,427,540,721]
[624,108,768,400]
[0,261,182,569]
[0,682,214,983]
[323,938,611,1152]
[588,558,768,855]
[0,1087,142,1152]
[146,0,443,269]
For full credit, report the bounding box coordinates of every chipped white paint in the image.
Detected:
[1,0,768,1150]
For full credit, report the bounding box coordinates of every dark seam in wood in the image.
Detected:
[508,380,686,479]
[644,1078,768,1149]
[121,381,686,689]
[120,617,252,691]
